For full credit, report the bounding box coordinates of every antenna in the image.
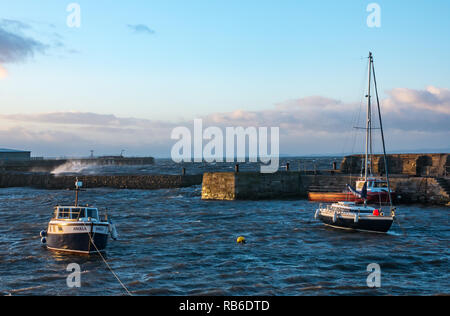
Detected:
[75,177,83,207]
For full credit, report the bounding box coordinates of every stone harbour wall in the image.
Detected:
[1,170,448,205]
[341,153,449,177]
[0,172,202,190]
[201,172,450,205]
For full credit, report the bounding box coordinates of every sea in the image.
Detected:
[0,158,448,296]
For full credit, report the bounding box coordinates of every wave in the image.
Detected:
[51,161,101,175]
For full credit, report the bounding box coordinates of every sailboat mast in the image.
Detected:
[365,52,373,182]
[371,56,394,210]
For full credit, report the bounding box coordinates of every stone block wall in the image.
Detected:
[0,172,202,190]
[341,153,449,177]
[390,177,450,204]
[202,172,304,200]
[202,172,236,200]
[201,172,450,204]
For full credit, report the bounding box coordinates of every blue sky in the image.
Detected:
[0,0,449,156]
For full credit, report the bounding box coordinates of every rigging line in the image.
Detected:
[371,57,394,210]
[80,220,133,296]
[345,57,370,183]
[342,56,369,156]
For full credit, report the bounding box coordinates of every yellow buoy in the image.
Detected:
[237,236,246,244]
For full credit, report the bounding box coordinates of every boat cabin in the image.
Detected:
[356,178,389,192]
[53,206,101,222]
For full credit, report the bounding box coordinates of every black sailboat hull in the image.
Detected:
[318,213,393,233]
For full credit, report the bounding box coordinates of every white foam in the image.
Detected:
[51,161,100,175]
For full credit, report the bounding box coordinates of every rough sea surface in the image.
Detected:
[0,159,448,296]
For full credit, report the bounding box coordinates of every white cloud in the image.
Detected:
[0,86,448,157]
[385,86,450,115]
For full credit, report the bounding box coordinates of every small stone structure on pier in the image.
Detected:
[202,172,304,200]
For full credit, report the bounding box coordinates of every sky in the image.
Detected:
[0,0,449,157]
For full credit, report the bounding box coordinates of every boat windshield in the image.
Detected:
[71,208,84,219]
[57,208,71,219]
[86,208,99,219]
[55,207,99,220]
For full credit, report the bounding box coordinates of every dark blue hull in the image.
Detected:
[318,214,393,233]
[47,232,108,254]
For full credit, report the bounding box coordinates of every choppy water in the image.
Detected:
[0,185,448,296]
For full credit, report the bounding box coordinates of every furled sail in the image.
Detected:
[347,182,367,199]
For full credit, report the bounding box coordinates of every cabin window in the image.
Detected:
[71,208,84,219]
[86,208,98,219]
[374,182,388,188]
[58,208,71,219]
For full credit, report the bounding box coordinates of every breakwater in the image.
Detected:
[0,156,155,172]
[202,172,450,205]
[0,172,202,190]
[0,170,448,204]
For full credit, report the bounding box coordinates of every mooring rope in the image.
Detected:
[81,221,133,296]
[393,215,407,237]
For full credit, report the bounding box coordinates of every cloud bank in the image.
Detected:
[0,86,448,157]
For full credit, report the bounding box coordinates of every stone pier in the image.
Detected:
[0,172,202,190]
[201,172,450,205]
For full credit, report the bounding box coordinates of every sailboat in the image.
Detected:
[314,52,396,233]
